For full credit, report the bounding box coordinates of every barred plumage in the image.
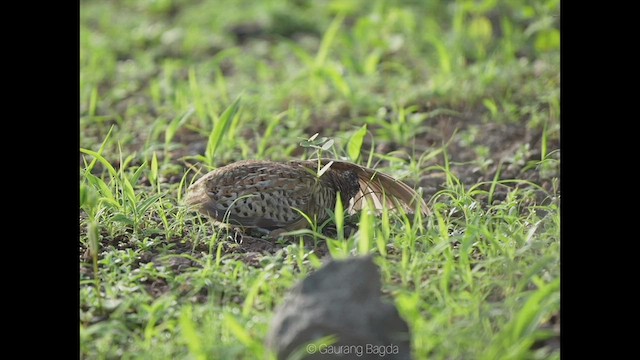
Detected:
[185,159,427,234]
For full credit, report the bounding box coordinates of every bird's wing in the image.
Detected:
[320,159,429,215]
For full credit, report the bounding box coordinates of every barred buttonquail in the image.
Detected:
[185,159,427,234]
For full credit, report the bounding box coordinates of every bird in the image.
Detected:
[185,159,427,236]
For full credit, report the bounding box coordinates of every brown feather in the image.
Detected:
[309,159,429,216]
[185,159,428,233]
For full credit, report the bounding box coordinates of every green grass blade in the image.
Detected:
[242,273,267,317]
[222,313,262,354]
[87,220,102,309]
[286,335,337,360]
[88,87,98,117]
[512,278,560,340]
[258,112,285,157]
[541,118,548,160]
[120,172,137,211]
[179,306,206,360]
[334,193,344,241]
[129,161,147,187]
[320,65,351,97]
[188,67,207,122]
[358,206,372,255]
[80,148,118,179]
[347,124,367,162]
[205,95,242,165]
[315,13,344,68]
[82,124,115,175]
[83,172,116,206]
[488,161,503,205]
[424,34,452,75]
[150,152,159,190]
[165,108,195,146]
[137,193,164,216]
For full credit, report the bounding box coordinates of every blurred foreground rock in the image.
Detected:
[266,256,411,359]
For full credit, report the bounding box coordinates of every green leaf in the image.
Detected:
[347,124,367,161]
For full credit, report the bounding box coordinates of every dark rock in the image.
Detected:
[266,256,411,359]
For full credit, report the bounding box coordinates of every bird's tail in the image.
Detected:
[320,159,429,216]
